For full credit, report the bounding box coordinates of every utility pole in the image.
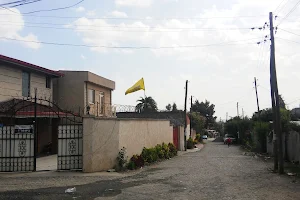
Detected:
[242,108,244,119]
[184,80,188,151]
[254,77,260,113]
[190,95,192,138]
[237,102,239,117]
[226,112,228,121]
[269,12,283,174]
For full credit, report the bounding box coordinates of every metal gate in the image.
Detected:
[0,125,35,172]
[0,94,84,172]
[57,123,83,170]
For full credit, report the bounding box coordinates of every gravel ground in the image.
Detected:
[0,141,299,200]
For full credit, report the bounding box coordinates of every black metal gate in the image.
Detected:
[0,93,83,172]
[57,115,83,170]
[0,125,35,172]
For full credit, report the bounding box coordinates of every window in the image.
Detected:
[46,76,51,89]
[88,89,95,104]
[99,92,104,114]
[22,72,30,97]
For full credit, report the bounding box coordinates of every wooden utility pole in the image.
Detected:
[226,112,228,121]
[237,102,239,117]
[254,77,260,113]
[242,108,244,119]
[270,42,278,171]
[269,12,283,174]
[184,80,188,151]
[190,95,192,138]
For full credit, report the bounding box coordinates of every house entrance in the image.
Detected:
[0,95,83,172]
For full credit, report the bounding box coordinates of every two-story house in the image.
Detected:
[0,54,62,102]
[0,54,62,155]
[53,71,115,116]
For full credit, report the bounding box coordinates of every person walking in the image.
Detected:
[227,137,232,147]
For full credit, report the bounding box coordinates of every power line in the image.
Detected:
[275,0,290,15]
[10,0,42,8]
[0,20,257,30]
[277,0,300,26]
[277,36,300,44]
[18,0,85,14]
[0,13,267,20]
[277,27,300,36]
[0,36,260,49]
[0,0,34,6]
[0,23,257,32]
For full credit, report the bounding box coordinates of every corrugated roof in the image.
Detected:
[0,54,63,77]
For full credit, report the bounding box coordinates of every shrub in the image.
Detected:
[155,144,165,159]
[127,160,136,170]
[141,147,158,163]
[196,134,201,141]
[128,154,144,170]
[162,143,170,159]
[168,143,177,157]
[116,147,127,171]
[187,137,194,149]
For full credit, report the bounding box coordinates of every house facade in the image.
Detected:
[53,71,115,117]
[0,54,62,102]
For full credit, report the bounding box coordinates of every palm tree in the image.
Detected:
[135,96,158,113]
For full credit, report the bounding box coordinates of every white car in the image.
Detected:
[223,134,236,144]
[202,135,208,140]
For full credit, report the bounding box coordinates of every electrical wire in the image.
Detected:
[277,0,300,26]
[0,13,267,20]
[20,0,85,14]
[275,0,291,15]
[277,36,300,44]
[10,0,42,8]
[0,0,34,6]
[0,36,260,49]
[0,20,257,30]
[0,23,256,32]
[277,27,300,36]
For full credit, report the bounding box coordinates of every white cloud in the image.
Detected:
[75,6,85,12]
[0,8,40,49]
[115,0,152,7]
[80,54,86,59]
[110,10,128,18]
[86,10,96,17]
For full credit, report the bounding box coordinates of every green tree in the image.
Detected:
[191,100,216,128]
[166,103,172,111]
[190,112,205,133]
[135,96,158,113]
[279,95,286,109]
[172,103,178,112]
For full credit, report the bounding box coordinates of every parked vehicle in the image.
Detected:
[202,135,208,140]
[223,134,236,144]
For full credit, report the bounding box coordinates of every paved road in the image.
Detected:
[0,141,299,200]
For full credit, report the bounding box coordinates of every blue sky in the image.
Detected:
[1,0,300,120]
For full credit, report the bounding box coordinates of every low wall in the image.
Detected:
[83,117,173,172]
[266,131,300,162]
[118,119,173,159]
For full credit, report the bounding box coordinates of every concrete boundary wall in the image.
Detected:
[267,131,300,163]
[83,117,173,172]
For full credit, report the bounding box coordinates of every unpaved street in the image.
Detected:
[0,141,299,200]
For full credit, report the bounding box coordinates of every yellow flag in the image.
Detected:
[125,78,145,95]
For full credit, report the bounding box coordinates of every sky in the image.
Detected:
[1,0,300,120]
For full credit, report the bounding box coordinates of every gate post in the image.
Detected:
[33,88,37,171]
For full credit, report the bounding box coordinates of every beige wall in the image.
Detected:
[82,117,173,172]
[118,119,173,159]
[85,82,112,116]
[53,71,86,113]
[83,117,119,173]
[0,64,53,103]
[54,71,114,115]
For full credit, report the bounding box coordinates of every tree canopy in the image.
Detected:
[191,100,216,128]
[166,103,172,111]
[136,96,158,113]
